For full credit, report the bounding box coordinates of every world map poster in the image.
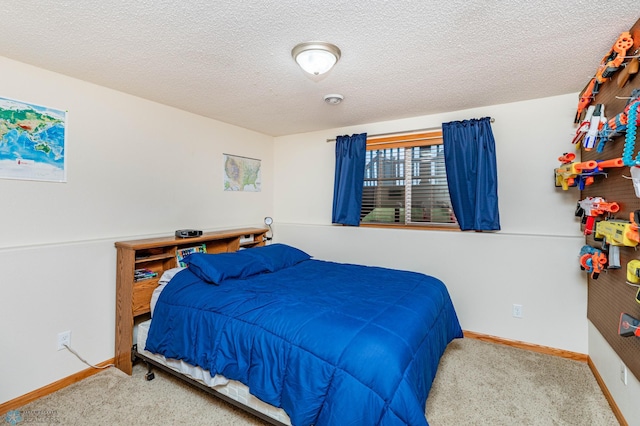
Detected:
[223,154,261,192]
[0,96,67,182]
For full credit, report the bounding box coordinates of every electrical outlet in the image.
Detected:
[57,330,71,351]
[620,362,628,385]
[512,304,523,319]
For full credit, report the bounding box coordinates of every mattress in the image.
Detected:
[136,319,291,425]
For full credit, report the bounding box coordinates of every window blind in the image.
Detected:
[360,131,457,227]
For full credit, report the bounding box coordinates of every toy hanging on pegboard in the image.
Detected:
[594,210,640,268]
[555,154,624,190]
[619,312,640,337]
[555,153,596,190]
[575,196,619,235]
[625,260,640,305]
[573,104,606,150]
[575,89,640,154]
[620,90,640,200]
[575,32,634,123]
[594,91,640,152]
[579,245,607,279]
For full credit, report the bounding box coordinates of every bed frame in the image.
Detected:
[114,227,286,425]
[133,345,287,425]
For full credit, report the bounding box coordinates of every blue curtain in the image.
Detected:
[442,118,500,231]
[332,133,367,226]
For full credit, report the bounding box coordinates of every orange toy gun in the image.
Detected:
[575,157,625,190]
[594,157,625,172]
[575,79,596,123]
[594,32,634,92]
[579,245,607,279]
[576,32,633,123]
[575,196,620,235]
[601,32,634,79]
[554,154,597,190]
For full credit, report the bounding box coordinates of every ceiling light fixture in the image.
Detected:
[292,41,341,76]
[324,94,344,105]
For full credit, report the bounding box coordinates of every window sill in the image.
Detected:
[358,223,460,232]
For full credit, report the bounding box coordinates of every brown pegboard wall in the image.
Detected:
[580,18,640,381]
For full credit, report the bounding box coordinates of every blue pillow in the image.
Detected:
[181,251,269,284]
[242,244,311,272]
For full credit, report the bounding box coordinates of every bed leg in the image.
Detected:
[131,344,138,363]
[144,362,155,381]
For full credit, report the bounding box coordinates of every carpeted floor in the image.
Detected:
[10,338,618,425]
[426,339,618,425]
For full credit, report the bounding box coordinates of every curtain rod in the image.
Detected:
[325,117,495,143]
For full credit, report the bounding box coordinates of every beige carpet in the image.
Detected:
[11,338,618,425]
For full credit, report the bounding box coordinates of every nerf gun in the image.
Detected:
[597,90,640,152]
[626,259,640,283]
[596,111,628,152]
[594,211,640,268]
[626,260,640,304]
[579,245,607,279]
[575,32,633,123]
[594,157,625,172]
[554,153,597,190]
[575,157,625,190]
[572,104,595,146]
[594,32,634,93]
[575,197,619,235]
[575,78,596,123]
[619,313,640,337]
[582,104,606,151]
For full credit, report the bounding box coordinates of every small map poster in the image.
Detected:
[223,154,261,192]
[0,96,67,182]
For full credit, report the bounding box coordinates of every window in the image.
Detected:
[360,131,458,228]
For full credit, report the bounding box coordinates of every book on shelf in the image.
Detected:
[134,268,158,282]
[176,244,207,267]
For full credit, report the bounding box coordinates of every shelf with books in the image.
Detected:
[114,227,268,374]
[176,243,207,267]
[134,268,159,282]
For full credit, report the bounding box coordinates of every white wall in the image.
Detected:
[273,94,587,353]
[0,56,274,404]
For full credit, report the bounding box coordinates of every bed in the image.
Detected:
[138,243,462,426]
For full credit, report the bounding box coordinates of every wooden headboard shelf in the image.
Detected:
[114,227,268,374]
[580,18,640,381]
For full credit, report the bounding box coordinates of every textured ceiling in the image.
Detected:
[0,1,638,136]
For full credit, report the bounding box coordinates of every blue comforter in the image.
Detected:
[146,259,462,426]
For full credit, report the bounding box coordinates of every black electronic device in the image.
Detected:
[175,229,203,238]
